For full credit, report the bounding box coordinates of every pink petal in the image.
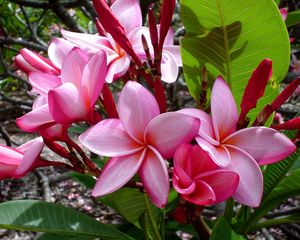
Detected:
[60,48,89,88]
[181,180,216,206]
[14,137,44,177]
[32,96,47,109]
[163,46,182,66]
[139,147,169,208]
[0,145,23,165]
[20,48,59,75]
[173,143,193,187]
[48,38,76,68]
[195,137,231,167]
[118,81,160,143]
[128,27,152,56]
[177,108,218,145]
[79,119,143,157]
[145,112,200,159]
[224,127,296,165]
[61,29,114,55]
[16,104,54,132]
[106,54,130,83]
[280,8,288,21]
[48,82,87,124]
[211,77,238,141]
[200,170,239,204]
[92,149,146,197]
[40,124,69,141]
[111,0,142,34]
[28,72,61,95]
[225,146,263,207]
[162,27,175,45]
[161,50,178,83]
[15,54,38,74]
[80,50,106,107]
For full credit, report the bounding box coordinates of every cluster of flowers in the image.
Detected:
[0,0,299,209]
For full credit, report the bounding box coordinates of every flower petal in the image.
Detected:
[0,145,23,165]
[16,104,54,132]
[61,48,89,88]
[61,29,114,55]
[111,0,142,34]
[163,46,182,66]
[195,137,231,167]
[14,137,44,177]
[139,147,169,208]
[177,108,218,145]
[92,149,146,197]
[145,112,200,159]
[181,180,216,206]
[118,81,160,143]
[161,50,178,83]
[28,72,61,95]
[224,127,296,165]
[79,119,143,157]
[48,37,76,68]
[48,82,87,124]
[80,50,106,107]
[200,170,239,204]
[225,146,263,207]
[211,77,238,141]
[106,54,130,83]
[173,143,193,187]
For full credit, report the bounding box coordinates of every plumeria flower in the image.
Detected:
[79,81,200,207]
[48,47,106,124]
[60,0,181,83]
[173,143,239,206]
[0,137,60,180]
[179,77,296,207]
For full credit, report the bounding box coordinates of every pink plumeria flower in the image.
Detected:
[79,81,200,208]
[179,77,296,207]
[48,47,106,124]
[0,137,54,180]
[173,143,239,206]
[60,0,181,83]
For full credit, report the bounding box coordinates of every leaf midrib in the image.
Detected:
[216,0,232,88]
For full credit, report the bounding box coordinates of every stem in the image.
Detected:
[251,217,297,231]
[66,137,101,176]
[224,198,234,223]
[143,194,162,240]
[192,216,211,240]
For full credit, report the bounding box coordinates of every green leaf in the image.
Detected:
[139,194,162,240]
[38,233,93,240]
[237,168,300,234]
[263,147,300,199]
[210,217,245,240]
[70,172,96,189]
[181,0,290,120]
[99,188,162,229]
[286,10,300,27]
[0,200,133,240]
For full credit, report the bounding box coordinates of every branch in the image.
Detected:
[0,123,12,146]
[49,0,85,33]
[0,36,47,51]
[9,0,82,9]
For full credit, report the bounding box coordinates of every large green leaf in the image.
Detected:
[38,233,93,240]
[237,168,300,233]
[100,188,161,230]
[286,10,300,27]
[263,147,300,198]
[0,200,133,240]
[210,217,245,240]
[181,0,290,119]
